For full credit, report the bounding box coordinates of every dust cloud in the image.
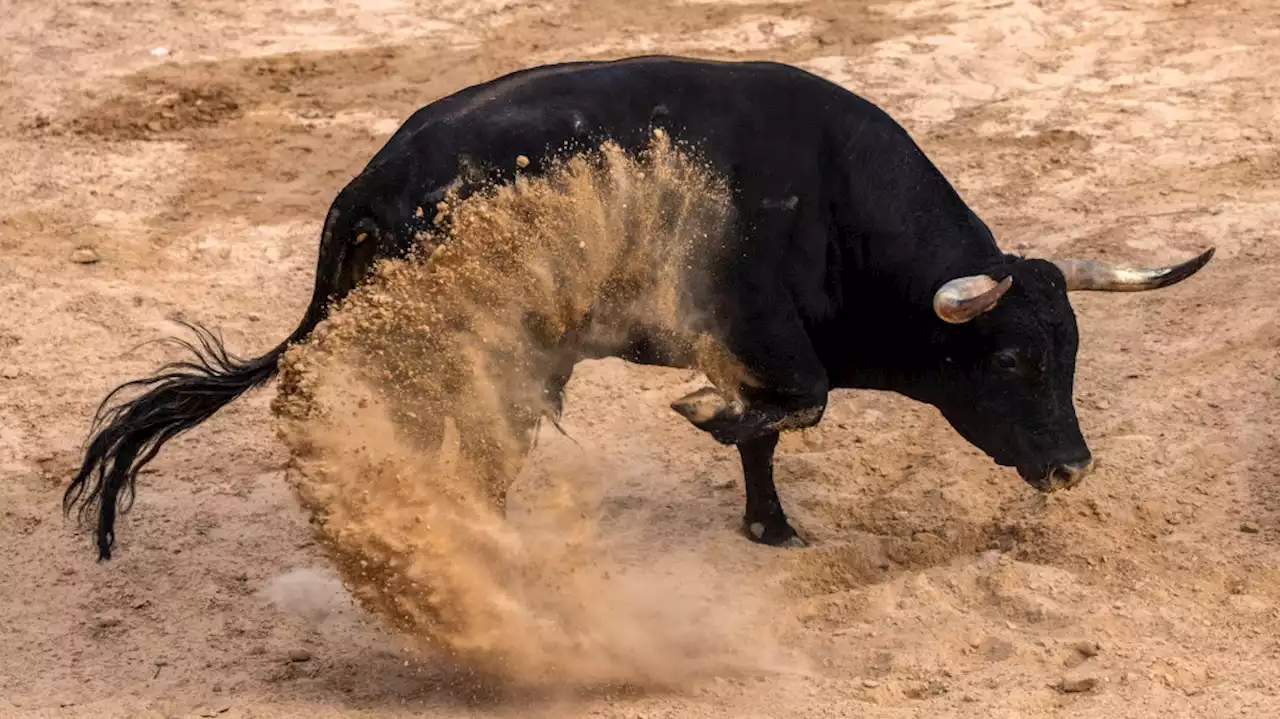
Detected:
[259,567,354,625]
[269,136,793,689]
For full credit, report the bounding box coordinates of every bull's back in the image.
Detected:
[333,57,901,345]
[370,57,853,186]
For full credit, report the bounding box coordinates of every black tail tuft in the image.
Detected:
[63,321,286,560]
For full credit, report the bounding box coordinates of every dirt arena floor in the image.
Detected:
[3,0,1279,717]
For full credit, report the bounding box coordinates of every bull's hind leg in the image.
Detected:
[455,409,538,511]
[454,368,569,510]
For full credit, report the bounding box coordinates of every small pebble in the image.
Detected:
[1060,674,1099,693]
[0,366,18,379]
[979,636,1017,662]
[288,648,313,662]
[92,613,122,629]
[1241,522,1260,534]
[515,155,530,168]
[862,679,880,688]
[69,247,100,264]
[198,702,231,717]
[1073,641,1100,658]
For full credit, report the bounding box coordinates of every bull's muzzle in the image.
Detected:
[1042,459,1094,492]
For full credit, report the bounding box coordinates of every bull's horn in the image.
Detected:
[1052,247,1215,292]
[933,275,1014,324]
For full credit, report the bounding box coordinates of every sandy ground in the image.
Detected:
[2,0,1279,717]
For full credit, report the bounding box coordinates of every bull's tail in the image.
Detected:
[62,321,311,560]
[63,199,369,560]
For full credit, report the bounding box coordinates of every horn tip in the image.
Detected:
[1166,246,1215,286]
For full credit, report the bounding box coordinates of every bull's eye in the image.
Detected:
[994,351,1019,371]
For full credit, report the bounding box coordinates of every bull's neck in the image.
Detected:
[831,102,1007,307]
[820,141,1007,393]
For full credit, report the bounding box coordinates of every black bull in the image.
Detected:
[63,56,1214,558]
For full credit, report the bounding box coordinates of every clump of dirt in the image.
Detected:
[70,82,242,140]
[270,136,782,688]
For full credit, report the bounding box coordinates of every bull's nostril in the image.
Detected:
[1052,460,1093,490]
[1042,461,1092,492]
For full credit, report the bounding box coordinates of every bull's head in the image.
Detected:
[925,248,1214,492]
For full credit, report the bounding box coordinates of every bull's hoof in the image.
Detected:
[671,387,736,421]
[671,387,748,445]
[743,518,807,548]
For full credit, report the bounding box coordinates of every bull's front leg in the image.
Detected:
[737,431,805,547]
[668,397,808,546]
[670,300,829,446]
[670,383,825,445]
[669,297,824,548]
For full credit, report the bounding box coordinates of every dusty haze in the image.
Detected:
[271,138,783,688]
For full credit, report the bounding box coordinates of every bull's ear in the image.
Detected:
[933,275,1014,324]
